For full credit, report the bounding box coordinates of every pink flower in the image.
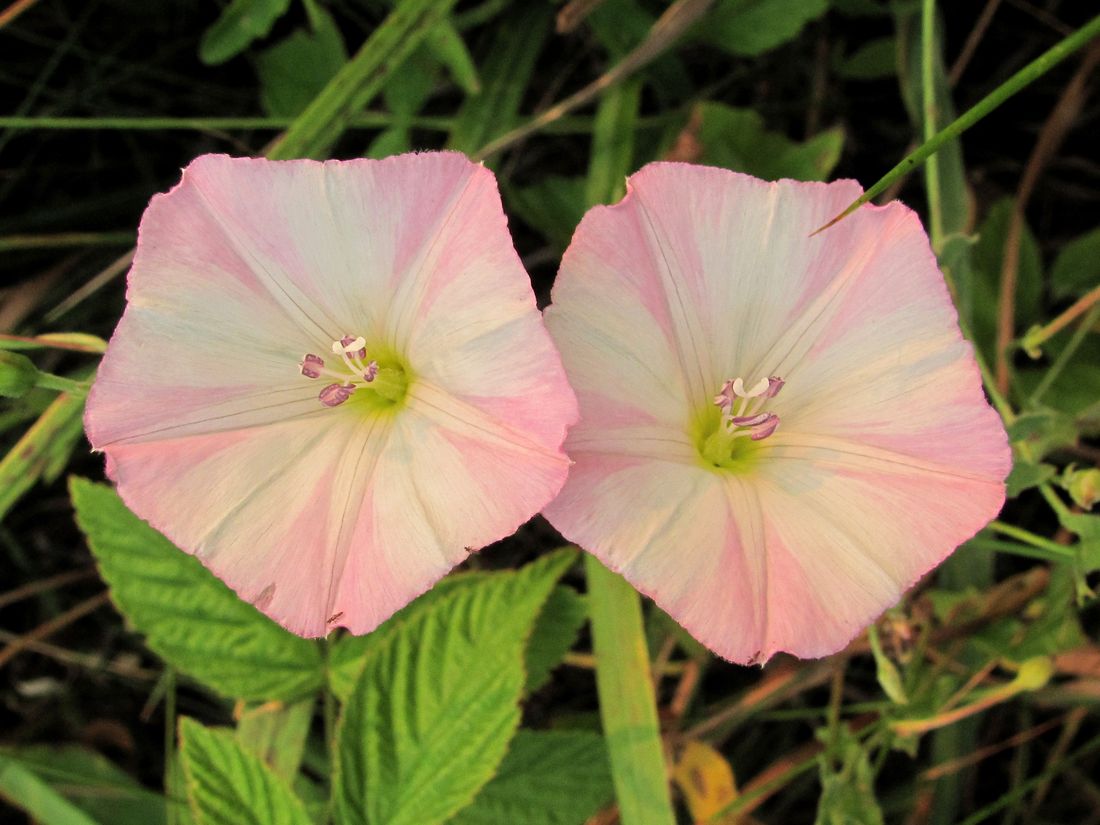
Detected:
[85,153,577,637]
[543,163,1010,664]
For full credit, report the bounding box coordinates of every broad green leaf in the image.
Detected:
[699,0,828,57]
[835,37,896,79]
[688,102,844,182]
[585,79,642,207]
[525,586,588,694]
[0,752,100,825]
[971,568,1086,662]
[450,730,614,825]
[199,0,292,65]
[504,176,587,251]
[815,727,884,825]
[448,4,552,154]
[327,571,488,701]
[0,746,165,825]
[235,699,315,781]
[180,718,311,825]
[70,478,323,701]
[257,4,348,117]
[334,549,576,825]
[1051,226,1100,299]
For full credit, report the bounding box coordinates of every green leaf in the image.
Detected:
[449,730,613,825]
[1006,409,1078,462]
[525,586,588,694]
[689,102,844,182]
[235,699,314,781]
[268,0,459,160]
[448,4,552,154]
[199,0,293,65]
[971,568,1086,662]
[180,718,312,825]
[815,727,884,825]
[69,478,323,701]
[1005,459,1057,498]
[835,37,896,79]
[585,0,692,103]
[334,549,576,825]
[0,751,100,825]
[970,197,1043,358]
[0,350,39,398]
[699,0,828,57]
[0,746,165,825]
[426,20,480,95]
[585,79,642,207]
[867,625,908,705]
[257,4,348,118]
[1051,226,1100,299]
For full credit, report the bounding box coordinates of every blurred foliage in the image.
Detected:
[1,1,1099,824]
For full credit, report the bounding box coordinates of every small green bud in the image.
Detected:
[1063,465,1100,510]
[0,351,40,398]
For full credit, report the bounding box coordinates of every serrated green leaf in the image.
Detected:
[69,478,323,701]
[1051,226,1100,299]
[450,730,613,825]
[180,718,311,825]
[257,4,348,117]
[526,586,587,694]
[334,549,576,825]
[699,0,828,57]
[0,746,166,825]
[199,0,293,65]
[689,102,844,182]
[235,699,314,781]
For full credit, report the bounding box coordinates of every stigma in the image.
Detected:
[299,334,379,408]
[713,374,783,441]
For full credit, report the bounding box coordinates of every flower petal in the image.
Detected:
[545,162,1009,663]
[87,153,576,636]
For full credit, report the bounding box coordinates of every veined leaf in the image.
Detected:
[257,3,348,118]
[334,549,576,825]
[179,718,311,825]
[525,586,588,694]
[450,730,613,825]
[199,0,292,65]
[70,478,323,702]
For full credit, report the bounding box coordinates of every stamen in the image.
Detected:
[319,383,354,407]
[713,379,735,412]
[750,414,780,440]
[362,360,378,382]
[728,411,772,428]
[763,376,784,398]
[300,353,324,379]
[335,335,367,359]
[713,375,784,445]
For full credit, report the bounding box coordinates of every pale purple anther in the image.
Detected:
[340,335,368,360]
[300,353,324,379]
[749,414,780,441]
[362,360,379,382]
[729,411,773,428]
[713,379,735,411]
[764,376,785,398]
[319,383,354,407]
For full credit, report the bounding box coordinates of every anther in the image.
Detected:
[300,353,324,379]
[319,383,354,407]
[362,360,378,382]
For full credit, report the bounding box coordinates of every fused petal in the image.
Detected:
[545,162,1009,663]
[86,153,576,637]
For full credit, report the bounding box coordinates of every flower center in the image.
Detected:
[299,334,409,413]
[695,374,783,470]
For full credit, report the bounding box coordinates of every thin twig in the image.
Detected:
[0,0,42,30]
[949,0,1004,86]
[0,591,111,669]
[0,567,97,610]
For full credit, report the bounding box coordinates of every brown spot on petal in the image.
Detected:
[253,583,276,611]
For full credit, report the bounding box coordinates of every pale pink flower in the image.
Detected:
[543,163,1010,664]
[85,153,577,637]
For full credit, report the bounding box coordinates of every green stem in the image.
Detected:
[0,231,133,250]
[988,521,1076,558]
[585,556,676,825]
[1028,304,1100,404]
[921,0,944,251]
[817,13,1100,232]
